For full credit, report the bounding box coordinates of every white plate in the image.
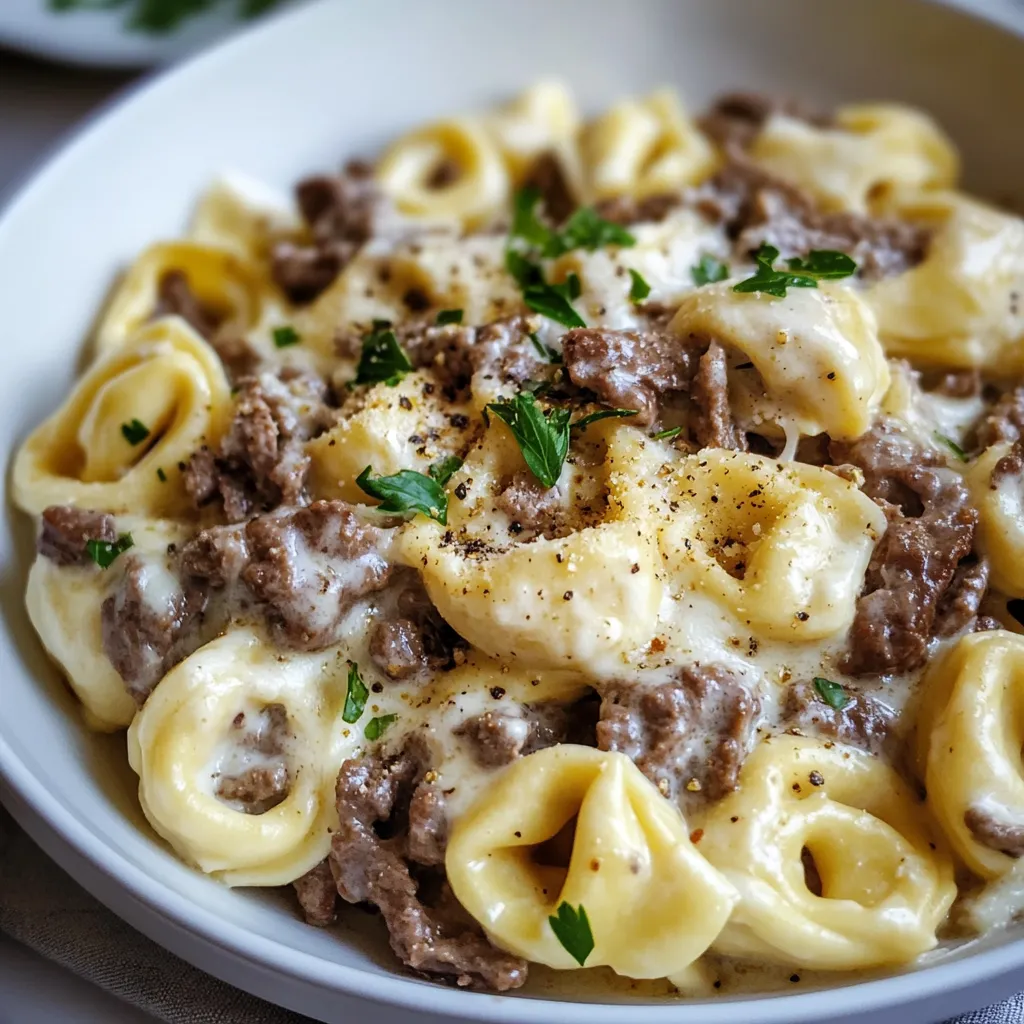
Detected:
[0,0,302,68]
[3,1,1024,1021]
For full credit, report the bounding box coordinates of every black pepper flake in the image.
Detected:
[454,482,468,500]
[514,830,522,838]
[490,686,506,700]
[509,521,523,535]
[809,770,824,787]
[448,413,469,428]
[563,590,573,601]
[796,611,809,621]
[371,682,384,694]
[399,395,412,411]
[630,563,640,574]
[790,975,801,984]
[827,371,836,380]
[713,980,722,990]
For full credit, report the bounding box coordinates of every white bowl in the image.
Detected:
[3,1,1024,1021]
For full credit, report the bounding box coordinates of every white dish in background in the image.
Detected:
[3,1,1024,1021]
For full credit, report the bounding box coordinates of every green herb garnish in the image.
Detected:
[652,425,683,440]
[548,902,594,966]
[733,245,856,298]
[510,187,635,258]
[436,308,464,326]
[342,662,368,724]
[628,269,651,303]
[121,419,150,446]
[353,326,413,387]
[428,455,464,486]
[571,409,638,432]
[487,391,571,489]
[364,714,399,741]
[530,333,562,364]
[86,533,134,570]
[813,677,849,711]
[156,467,167,482]
[691,255,729,286]
[935,432,968,463]
[49,0,286,36]
[272,325,301,348]
[356,466,448,524]
[505,249,586,329]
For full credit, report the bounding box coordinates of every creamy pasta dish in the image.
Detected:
[16,81,1024,997]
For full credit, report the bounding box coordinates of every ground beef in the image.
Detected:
[184,370,334,521]
[596,666,758,808]
[934,556,991,637]
[407,782,448,867]
[272,164,388,304]
[469,316,545,388]
[154,269,222,339]
[692,156,929,281]
[783,681,896,755]
[241,500,392,650]
[990,436,1024,488]
[178,524,250,588]
[690,340,747,450]
[964,807,1024,858]
[699,92,828,152]
[522,150,577,225]
[976,387,1024,450]
[454,702,572,770]
[329,753,527,991]
[293,859,338,927]
[216,703,291,814]
[928,369,981,399]
[37,506,116,566]
[100,556,208,705]
[562,327,696,427]
[592,193,681,227]
[833,421,980,675]
[217,765,290,814]
[494,470,565,533]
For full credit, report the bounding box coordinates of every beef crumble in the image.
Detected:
[215,703,292,815]
[37,506,116,567]
[293,859,338,927]
[690,340,748,451]
[964,806,1024,858]
[783,681,896,755]
[699,91,830,152]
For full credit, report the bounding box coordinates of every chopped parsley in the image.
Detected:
[342,662,369,724]
[548,902,594,966]
[571,409,638,432]
[428,455,463,486]
[353,325,413,387]
[487,391,571,489]
[510,187,635,258]
[652,425,682,441]
[356,466,448,525]
[691,255,729,286]
[813,676,850,711]
[364,714,399,741]
[505,250,585,329]
[86,533,134,570]
[935,431,968,462]
[272,325,301,348]
[121,419,150,446]
[628,269,651,303]
[156,467,167,482]
[530,333,562,364]
[435,308,464,326]
[733,245,856,298]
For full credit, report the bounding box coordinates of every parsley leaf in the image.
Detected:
[628,269,651,303]
[353,326,413,387]
[156,467,167,482]
[652,425,682,440]
[691,255,729,286]
[733,244,857,298]
[507,259,585,329]
[548,902,594,966]
[935,431,968,463]
[428,455,463,486]
[555,206,635,254]
[510,187,557,251]
[436,308,464,326]
[86,533,134,570]
[342,662,368,724]
[487,392,570,489]
[571,409,637,432]
[364,714,398,741]
[813,676,849,711]
[356,466,448,525]
[273,325,301,348]
[530,333,563,364]
[121,419,150,446]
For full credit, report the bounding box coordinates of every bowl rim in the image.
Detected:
[3,0,1024,1020]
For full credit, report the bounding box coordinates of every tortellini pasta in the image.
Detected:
[26,517,187,732]
[400,423,663,675]
[697,736,955,970]
[13,319,232,517]
[749,104,958,213]
[864,192,1024,371]
[376,116,510,228]
[669,281,890,442]
[581,88,716,200]
[446,745,737,978]
[127,628,355,886]
[95,240,265,359]
[611,438,886,641]
[914,630,1024,879]
[967,443,1024,597]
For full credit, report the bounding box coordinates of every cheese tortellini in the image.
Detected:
[400,423,663,674]
[13,319,232,517]
[865,192,1024,371]
[698,737,955,970]
[967,443,1024,597]
[127,628,356,886]
[915,630,1024,879]
[26,517,187,732]
[669,281,890,442]
[581,88,716,201]
[750,104,958,213]
[447,745,737,977]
